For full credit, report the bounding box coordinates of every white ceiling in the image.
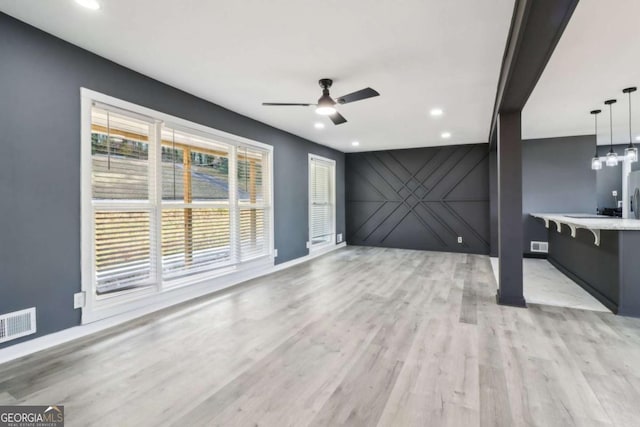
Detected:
[0,0,514,152]
[524,0,640,145]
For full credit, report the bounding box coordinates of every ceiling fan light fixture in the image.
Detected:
[315,106,337,116]
[315,95,336,116]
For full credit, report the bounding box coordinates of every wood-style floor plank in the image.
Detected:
[1,246,639,426]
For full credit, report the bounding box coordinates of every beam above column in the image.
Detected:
[488,0,579,148]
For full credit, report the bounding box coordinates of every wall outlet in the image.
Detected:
[457,236,463,244]
[306,241,310,249]
[73,292,86,309]
[274,249,278,258]
[337,233,343,243]
[612,190,618,197]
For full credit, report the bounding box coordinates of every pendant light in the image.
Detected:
[623,87,638,162]
[590,109,602,170]
[604,99,618,167]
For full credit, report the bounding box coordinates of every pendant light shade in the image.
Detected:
[623,87,638,162]
[605,99,618,167]
[590,109,602,170]
[626,146,638,162]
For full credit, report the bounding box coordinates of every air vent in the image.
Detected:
[530,241,549,253]
[0,308,36,344]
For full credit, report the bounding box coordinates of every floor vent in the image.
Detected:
[0,308,36,344]
[530,241,549,253]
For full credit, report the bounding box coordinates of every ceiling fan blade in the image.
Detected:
[329,111,347,125]
[262,102,314,106]
[336,88,380,104]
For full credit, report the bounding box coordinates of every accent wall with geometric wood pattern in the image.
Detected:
[346,144,490,254]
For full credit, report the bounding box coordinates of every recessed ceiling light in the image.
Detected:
[75,0,100,10]
[441,132,451,139]
[430,108,444,117]
[352,141,360,147]
[314,122,325,129]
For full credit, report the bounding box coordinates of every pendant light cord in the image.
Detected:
[629,91,633,145]
[610,102,614,152]
[594,112,599,157]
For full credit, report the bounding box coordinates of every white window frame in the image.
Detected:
[81,88,274,323]
[308,153,336,253]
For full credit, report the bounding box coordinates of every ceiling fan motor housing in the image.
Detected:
[319,78,333,89]
[318,79,336,106]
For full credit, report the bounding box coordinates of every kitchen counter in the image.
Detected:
[531,213,640,231]
[531,213,640,317]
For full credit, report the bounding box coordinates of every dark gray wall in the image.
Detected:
[522,135,596,254]
[345,144,490,254]
[548,227,640,317]
[548,228,619,311]
[0,13,345,347]
[595,144,640,210]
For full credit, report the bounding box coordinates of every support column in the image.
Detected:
[489,148,499,257]
[497,111,526,307]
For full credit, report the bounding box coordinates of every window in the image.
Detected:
[160,127,232,280]
[82,90,272,321]
[90,108,155,294]
[309,154,336,250]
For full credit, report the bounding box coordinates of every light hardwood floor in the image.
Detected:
[2,246,640,426]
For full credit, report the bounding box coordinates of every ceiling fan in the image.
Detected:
[262,78,380,125]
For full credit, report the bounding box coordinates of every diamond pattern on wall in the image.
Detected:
[346,144,490,254]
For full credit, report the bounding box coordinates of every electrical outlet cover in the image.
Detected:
[457,236,463,244]
[73,292,85,309]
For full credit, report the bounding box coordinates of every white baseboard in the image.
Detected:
[0,243,347,365]
[273,242,346,272]
[490,257,499,289]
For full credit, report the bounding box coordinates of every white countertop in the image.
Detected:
[530,213,640,231]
